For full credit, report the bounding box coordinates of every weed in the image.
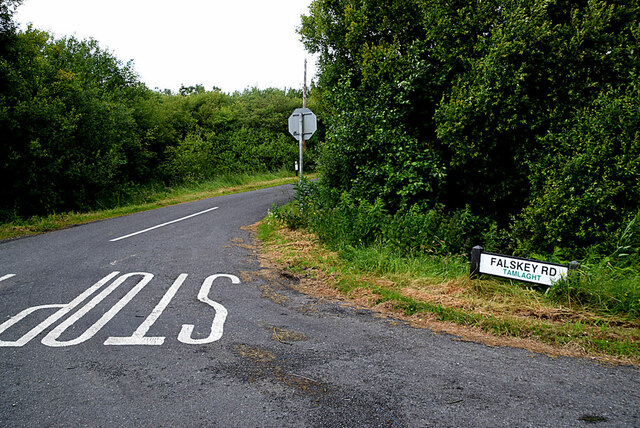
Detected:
[546,263,640,318]
[257,218,640,365]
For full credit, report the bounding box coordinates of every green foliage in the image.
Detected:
[300,0,640,266]
[152,87,310,185]
[434,0,640,224]
[272,178,319,230]
[276,179,494,257]
[384,204,492,257]
[162,130,216,183]
[272,203,307,231]
[546,261,640,318]
[316,193,388,248]
[0,28,145,217]
[0,17,317,221]
[520,87,640,259]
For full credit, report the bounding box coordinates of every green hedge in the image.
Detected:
[0,24,317,220]
[300,0,640,264]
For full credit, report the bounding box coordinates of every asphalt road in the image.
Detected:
[0,184,638,427]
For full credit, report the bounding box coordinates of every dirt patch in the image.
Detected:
[233,344,327,394]
[234,344,276,363]
[240,223,259,234]
[268,325,309,343]
[259,284,290,306]
[348,287,379,307]
[241,268,293,306]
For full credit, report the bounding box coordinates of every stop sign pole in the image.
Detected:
[298,112,304,178]
[301,59,307,179]
[288,60,317,180]
[288,108,317,179]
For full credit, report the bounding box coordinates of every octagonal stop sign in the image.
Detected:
[288,108,317,140]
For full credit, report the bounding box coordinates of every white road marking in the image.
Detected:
[0,271,236,347]
[0,274,16,282]
[109,206,219,242]
[42,272,154,347]
[105,273,188,345]
[178,274,237,344]
[0,272,120,347]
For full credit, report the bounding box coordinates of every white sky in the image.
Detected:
[15,0,316,93]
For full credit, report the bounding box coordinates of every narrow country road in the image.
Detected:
[0,184,638,427]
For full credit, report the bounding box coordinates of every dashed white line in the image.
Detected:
[0,274,16,283]
[110,206,219,242]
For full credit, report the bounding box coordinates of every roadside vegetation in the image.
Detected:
[254,0,640,364]
[298,0,639,263]
[261,191,640,365]
[0,1,322,225]
[0,171,305,240]
[2,0,639,362]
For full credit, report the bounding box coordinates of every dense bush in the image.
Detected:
[0,29,146,217]
[300,0,640,264]
[0,13,316,220]
[275,178,492,256]
[519,86,640,259]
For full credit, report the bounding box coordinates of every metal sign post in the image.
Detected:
[287,59,316,181]
[299,111,304,178]
[288,107,316,180]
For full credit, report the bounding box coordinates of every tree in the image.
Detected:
[300,0,640,255]
[301,0,447,210]
[0,29,147,217]
[0,0,22,33]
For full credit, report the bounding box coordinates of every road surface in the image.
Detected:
[0,184,638,427]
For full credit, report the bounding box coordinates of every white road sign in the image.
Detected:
[479,253,569,286]
[288,107,317,140]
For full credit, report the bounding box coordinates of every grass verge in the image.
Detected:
[256,214,640,366]
[0,172,313,240]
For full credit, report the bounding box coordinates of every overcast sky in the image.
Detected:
[15,0,316,93]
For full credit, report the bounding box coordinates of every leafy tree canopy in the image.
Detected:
[1,20,315,219]
[300,0,640,257]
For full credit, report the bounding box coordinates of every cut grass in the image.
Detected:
[256,215,640,365]
[1,172,313,240]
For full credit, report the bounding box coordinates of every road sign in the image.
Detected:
[470,246,578,286]
[288,108,317,140]
[288,107,317,179]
